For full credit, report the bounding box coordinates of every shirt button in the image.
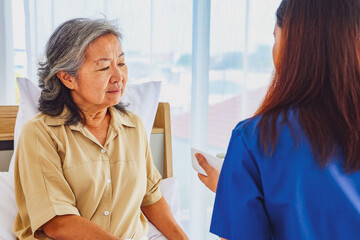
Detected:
[104,211,109,216]
[107,178,111,184]
[101,149,106,153]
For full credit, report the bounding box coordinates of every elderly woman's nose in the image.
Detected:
[110,65,124,82]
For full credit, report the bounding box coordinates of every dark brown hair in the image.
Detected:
[255,0,360,171]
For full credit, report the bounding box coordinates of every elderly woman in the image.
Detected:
[197,0,360,239]
[13,18,188,240]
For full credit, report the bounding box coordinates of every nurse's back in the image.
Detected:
[242,112,360,239]
[209,0,360,239]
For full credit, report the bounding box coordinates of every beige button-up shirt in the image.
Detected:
[13,107,162,239]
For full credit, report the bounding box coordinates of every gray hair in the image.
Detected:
[38,18,126,124]
[39,18,122,100]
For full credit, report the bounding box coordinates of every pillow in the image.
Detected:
[0,172,17,239]
[9,77,161,174]
[148,177,183,240]
[120,81,161,139]
[13,77,41,152]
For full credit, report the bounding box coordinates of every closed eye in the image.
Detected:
[99,66,109,71]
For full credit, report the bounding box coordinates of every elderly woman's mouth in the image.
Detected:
[107,89,121,94]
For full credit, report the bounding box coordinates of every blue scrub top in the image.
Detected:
[210,111,360,240]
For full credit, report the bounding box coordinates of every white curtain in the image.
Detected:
[0,0,15,104]
[10,0,281,238]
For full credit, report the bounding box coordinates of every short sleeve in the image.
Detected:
[140,120,162,207]
[210,129,271,239]
[14,120,79,235]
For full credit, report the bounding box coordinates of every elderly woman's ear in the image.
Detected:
[56,70,76,89]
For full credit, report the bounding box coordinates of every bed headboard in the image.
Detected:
[0,102,173,178]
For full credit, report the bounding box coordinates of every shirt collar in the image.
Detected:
[108,107,136,131]
[44,107,72,126]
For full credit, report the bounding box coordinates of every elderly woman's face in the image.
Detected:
[69,34,127,111]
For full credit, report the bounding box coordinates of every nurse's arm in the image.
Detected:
[141,196,189,240]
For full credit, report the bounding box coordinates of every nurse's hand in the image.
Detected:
[195,153,220,193]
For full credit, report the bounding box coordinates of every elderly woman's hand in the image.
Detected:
[195,153,220,193]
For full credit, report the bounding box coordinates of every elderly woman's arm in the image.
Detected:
[41,215,119,240]
[141,196,189,240]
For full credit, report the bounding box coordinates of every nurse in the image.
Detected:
[197,0,360,239]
